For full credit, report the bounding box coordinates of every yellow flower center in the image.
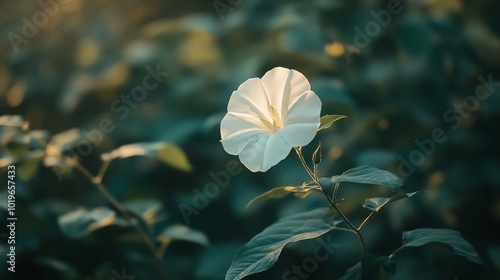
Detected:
[261,105,283,133]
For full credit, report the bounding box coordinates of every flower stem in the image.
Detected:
[293,149,367,255]
[294,147,316,181]
[325,192,367,254]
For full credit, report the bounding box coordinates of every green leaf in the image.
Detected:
[58,207,118,239]
[46,128,86,155]
[245,187,290,208]
[397,228,482,264]
[245,183,320,208]
[318,177,335,199]
[363,192,418,212]
[225,207,342,280]
[101,142,192,172]
[331,165,403,188]
[124,199,163,225]
[318,115,346,131]
[340,254,394,280]
[158,224,209,246]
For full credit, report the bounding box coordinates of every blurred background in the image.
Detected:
[0,0,499,279]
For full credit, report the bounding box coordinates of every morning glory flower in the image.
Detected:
[220,67,321,172]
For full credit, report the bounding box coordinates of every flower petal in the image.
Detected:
[277,123,318,148]
[284,91,322,126]
[228,78,272,122]
[221,130,262,156]
[221,112,268,139]
[261,67,311,118]
[238,132,292,172]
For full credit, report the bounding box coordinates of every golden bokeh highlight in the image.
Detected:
[328,147,343,161]
[6,83,25,108]
[324,42,345,57]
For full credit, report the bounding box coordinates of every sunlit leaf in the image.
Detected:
[46,128,86,155]
[245,187,290,208]
[363,192,418,212]
[395,228,482,264]
[58,207,118,239]
[101,142,192,172]
[157,143,192,172]
[158,224,209,246]
[318,115,346,131]
[225,207,342,280]
[330,165,403,188]
[245,183,320,208]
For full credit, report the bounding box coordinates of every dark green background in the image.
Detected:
[0,0,499,279]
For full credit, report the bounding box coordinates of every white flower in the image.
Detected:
[220,67,322,172]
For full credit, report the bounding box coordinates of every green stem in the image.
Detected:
[357,212,374,232]
[332,182,340,201]
[326,195,367,254]
[96,159,111,182]
[292,150,368,255]
[72,160,160,260]
[389,245,405,260]
[294,147,317,182]
[156,238,171,259]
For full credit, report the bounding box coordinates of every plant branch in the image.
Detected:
[357,212,375,232]
[294,147,367,254]
[332,182,340,201]
[294,147,316,182]
[71,159,159,260]
[95,159,112,183]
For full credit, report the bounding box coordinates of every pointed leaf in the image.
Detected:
[398,228,482,264]
[318,115,346,131]
[225,207,342,280]
[158,224,209,246]
[331,165,402,188]
[157,143,193,172]
[245,187,290,208]
[363,192,418,212]
[101,142,192,172]
[246,183,320,208]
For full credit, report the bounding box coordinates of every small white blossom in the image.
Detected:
[220,67,321,172]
